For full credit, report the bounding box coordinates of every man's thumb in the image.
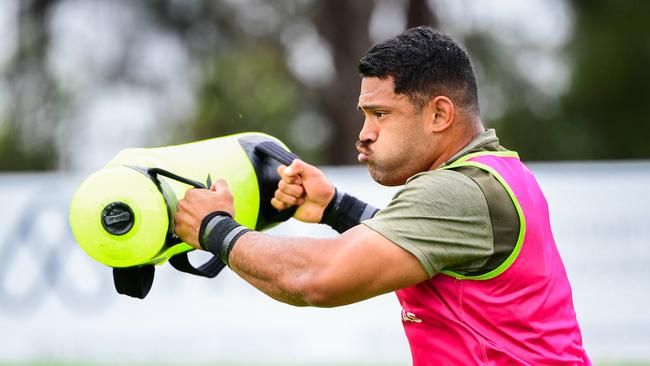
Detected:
[215,178,228,191]
[286,159,307,177]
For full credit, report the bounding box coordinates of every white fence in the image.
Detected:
[1,161,649,364]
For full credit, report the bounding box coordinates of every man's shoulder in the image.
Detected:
[392,169,487,213]
[366,166,495,277]
[404,168,482,195]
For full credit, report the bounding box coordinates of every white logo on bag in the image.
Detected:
[402,309,422,323]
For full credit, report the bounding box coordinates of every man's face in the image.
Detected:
[357,77,438,186]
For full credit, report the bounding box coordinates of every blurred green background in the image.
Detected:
[1,0,648,172]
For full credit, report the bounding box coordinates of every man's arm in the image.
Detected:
[174,176,428,308]
[228,225,427,307]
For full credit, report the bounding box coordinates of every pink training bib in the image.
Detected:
[396,152,591,365]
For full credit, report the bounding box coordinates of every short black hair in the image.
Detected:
[359,27,479,114]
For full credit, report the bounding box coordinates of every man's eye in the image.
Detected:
[374,112,385,118]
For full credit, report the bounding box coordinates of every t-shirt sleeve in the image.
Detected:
[362,170,494,278]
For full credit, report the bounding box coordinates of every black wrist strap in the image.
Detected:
[199,211,250,265]
[320,188,379,233]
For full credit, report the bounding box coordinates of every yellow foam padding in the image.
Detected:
[69,166,169,268]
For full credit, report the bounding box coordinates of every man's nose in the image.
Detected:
[358,118,378,143]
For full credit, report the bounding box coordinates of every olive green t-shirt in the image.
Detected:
[362,129,519,278]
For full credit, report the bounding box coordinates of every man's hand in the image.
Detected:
[271,159,335,223]
[174,179,235,249]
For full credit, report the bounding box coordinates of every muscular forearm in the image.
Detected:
[227,232,337,307]
[195,191,385,307]
[198,212,343,307]
[196,212,428,308]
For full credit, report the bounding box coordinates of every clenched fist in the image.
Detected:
[174,179,235,249]
[271,159,335,223]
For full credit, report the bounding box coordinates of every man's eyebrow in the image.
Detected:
[357,104,388,111]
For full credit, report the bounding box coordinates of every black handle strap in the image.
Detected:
[147,167,207,189]
[168,252,226,278]
[254,141,299,166]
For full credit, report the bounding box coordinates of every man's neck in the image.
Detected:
[429,121,484,170]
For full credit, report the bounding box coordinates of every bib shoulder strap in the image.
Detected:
[438,151,526,280]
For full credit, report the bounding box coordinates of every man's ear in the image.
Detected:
[424,96,455,133]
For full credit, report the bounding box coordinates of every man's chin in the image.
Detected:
[367,166,405,186]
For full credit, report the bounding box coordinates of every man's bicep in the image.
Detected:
[315,224,428,307]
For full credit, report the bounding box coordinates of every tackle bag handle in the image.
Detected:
[254,141,299,166]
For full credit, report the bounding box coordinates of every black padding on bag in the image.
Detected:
[113,265,155,299]
[238,136,299,230]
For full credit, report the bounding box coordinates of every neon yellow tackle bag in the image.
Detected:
[69,132,297,298]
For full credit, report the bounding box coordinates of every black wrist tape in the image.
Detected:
[320,188,379,234]
[199,211,250,265]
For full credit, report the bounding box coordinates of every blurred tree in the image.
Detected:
[556,0,650,159]
[2,0,649,171]
[486,1,650,160]
[165,0,439,165]
[407,0,438,29]
[1,0,63,170]
[188,45,303,156]
[158,1,320,161]
[311,0,373,164]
